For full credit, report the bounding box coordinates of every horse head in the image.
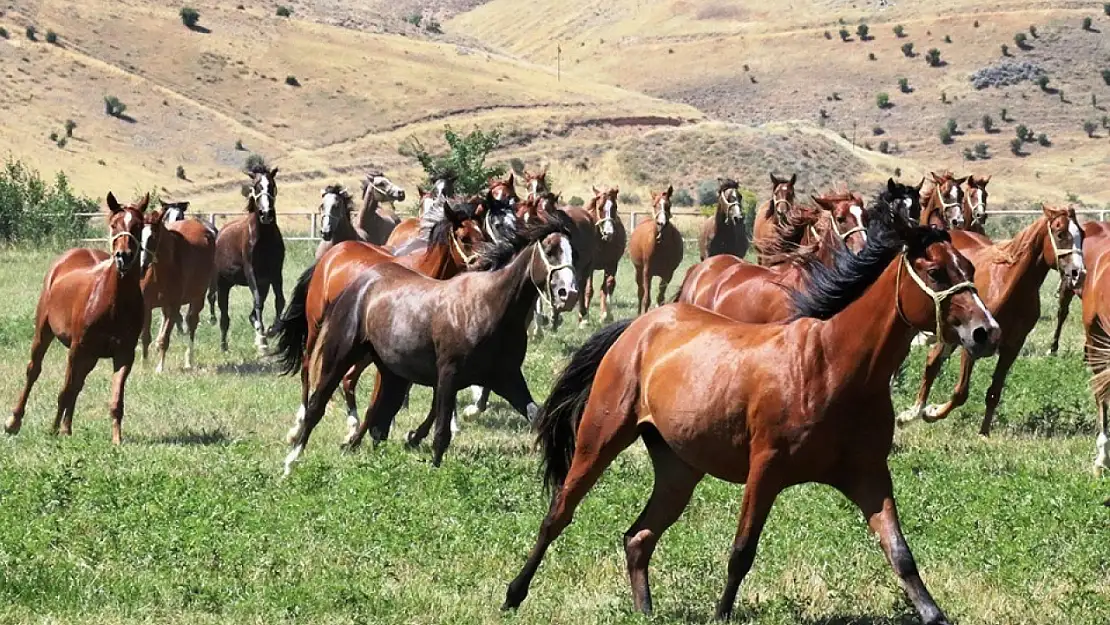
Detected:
[106,191,150,276]
[525,166,550,201]
[319,184,353,242]
[488,173,520,209]
[529,221,578,313]
[769,173,797,222]
[591,186,620,241]
[651,185,674,240]
[965,175,991,226]
[812,191,868,254]
[245,166,279,225]
[883,178,923,223]
[158,200,190,223]
[928,171,967,229]
[441,200,487,269]
[1044,205,1086,292]
[717,178,743,224]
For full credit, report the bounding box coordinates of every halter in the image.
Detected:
[450,230,478,266]
[110,231,141,271]
[484,210,505,245]
[249,185,275,214]
[594,201,616,235]
[364,177,396,201]
[773,197,793,216]
[721,194,743,224]
[531,241,573,310]
[936,186,963,224]
[894,252,978,338]
[966,194,987,225]
[1047,220,1082,264]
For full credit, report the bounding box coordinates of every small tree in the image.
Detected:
[974,142,989,159]
[1103,115,1110,130]
[404,14,422,27]
[244,153,267,172]
[1010,137,1023,155]
[939,127,953,144]
[1014,32,1028,49]
[104,96,127,118]
[424,18,442,34]
[1036,75,1050,91]
[946,118,958,135]
[839,28,851,41]
[872,125,884,135]
[1037,133,1050,146]
[64,120,76,137]
[963,148,975,161]
[176,165,187,180]
[901,42,914,57]
[876,92,891,109]
[45,30,58,44]
[898,77,910,93]
[25,25,36,41]
[823,30,832,40]
[400,126,506,195]
[673,189,695,207]
[1029,24,1038,38]
[285,75,300,86]
[49,132,59,142]
[568,196,585,207]
[276,6,292,17]
[1103,69,1110,85]
[982,115,994,132]
[1001,43,1010,56]
[1083,16,1093,31]
[0,27,8,39]
[1016,125,1030,141]
[1001,107,1009,122]
[893,24,905,37]
[234,139,245,151]
[856,24,869,40]
[940,91,948,103]
[878,140,890,154]
[1105,3,1110,16]
[1084,120,1098,137]
[868,52,876,61]
[926,48,942,66]
[180,7,200,29]
[944,34,952,43]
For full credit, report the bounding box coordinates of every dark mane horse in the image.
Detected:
[699,178,747,260]
[8,193,151,444]
[283,216,579,474]
[629,185,683,314]
[503,202,999,624]
[751,173,798,265]
[210,165,285,351]
[315,184,358,259]
[355,171,407,245]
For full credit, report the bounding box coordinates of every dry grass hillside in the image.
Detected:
[453,0,1110,206]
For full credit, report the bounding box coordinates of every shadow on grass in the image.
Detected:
[659,602,921,625]
[187,24,212,34]
[216,360,280,375]
[151,427,231,446]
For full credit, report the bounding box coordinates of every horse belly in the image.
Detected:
[364,298,439,386]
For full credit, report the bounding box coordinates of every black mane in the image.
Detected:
[718,178,740,191]
[790,192,950,320]
[426,199,478,247]
[472,212,573,272]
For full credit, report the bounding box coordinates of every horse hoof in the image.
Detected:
[405,431,421,448]
[4,417,20,435]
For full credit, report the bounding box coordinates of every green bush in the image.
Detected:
[1102,69,1110,85]
[25,25,36,41]
[0,27,8,39]
[672,188,695,207]
[901,42,914,57]
[1083,16,1093,30]
[1029,24,1038,37]
[1014,32,1028,48]
[838,28,850,41]
[1001,43,1010,56]
[244,153,268,172]
[64,119,76,137]
[176,165,187,180]
[1001,107,1009,121]
[403,14,422,27]
[893,24,905,37]
[982,115,994,132]
[876,92,891,109]
[939,127,953,144]
[180,7,200,28]
[696,180,718,206]
[1105,3,1110,16]
[1010,137,1023,155]
[974,142,989,159]
[1037,133,1050,146]
[962,148,975,161]
[45,30,58,44]
[0,159,95,244]
[276,6,292,17]
[568,195,584,207]
[104,96,126,117]
[234,139,245,151]
[926,48,942,66]
[946,118,958,134]
[944,34,952,43]
[823,30,831,40]
[400,126,505,195]
[878,140,890,154]
[618,192,640,205]
[508,157,525,175]
[898,77,909,93]
[856,24,869,40]
[49,132,58,142]
[1016,125,1030,141]
[1036,75,1050,90]
[1084,120,1098,137]
[425,18,442,34]
[285,75,300,86]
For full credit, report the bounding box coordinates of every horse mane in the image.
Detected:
[757,204,822,261]
[323,183,346,197]
[987,215,1048,265]
[245,161,271,176]
[791,199,950,320]
[472,211,573,272]
[424,200,477,246]
[718,178,739,192]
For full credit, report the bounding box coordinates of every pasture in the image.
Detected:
[0,233,1107,625]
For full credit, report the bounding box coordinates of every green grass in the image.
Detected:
[0,234,1107,625]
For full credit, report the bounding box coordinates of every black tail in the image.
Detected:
[271,262,316,376]
[536,318,633,492]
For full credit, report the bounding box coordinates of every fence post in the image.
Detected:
[310,214,318,240]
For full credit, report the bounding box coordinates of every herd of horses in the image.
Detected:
[5,162,1108,624]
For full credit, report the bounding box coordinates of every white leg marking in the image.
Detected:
[469,386,484,404]
[345,408,360,444]
[526,402,539,423]
[184,336,195,370]
[283,444,305,477]
[896,401,925,424]
[450,410,461,434]
[285,404,306,444]
[1095,432,1109,471]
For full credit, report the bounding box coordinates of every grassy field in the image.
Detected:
[0,232,1108,625]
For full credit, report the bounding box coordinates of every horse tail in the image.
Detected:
[307,275,370,395]
[271,263,316,376]
[1087,318,1110,406]
[537,318,633,492]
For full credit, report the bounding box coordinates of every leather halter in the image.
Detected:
[720,193,743,224]
[895,253,977,338]
[531,240,573,309]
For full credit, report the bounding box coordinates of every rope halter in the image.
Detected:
[966,193,987,225]
[721,194,743,224]
[1047,222,1081,263]
[531,240,574,310]
[110,231,141,271]
[450,230,479,267]
[895,252,978,339]
[484,210,504,245]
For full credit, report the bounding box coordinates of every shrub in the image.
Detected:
[974,19,980,28]
[901,42,914,57]
[568,195,584,207]
[244,153,268,172]
[872,126,884,135]
[49,132,58,142]
[277,6,292,17]
[697,180,719,206]
[508,157,525,175]
[1001,43,1010,56]
[1083,16,1093,30]
[1103,115,1110,129]
[894,167,902,177]
[0,27,7,39]
[1001,107,1009,121]
[45,30,58,44]
[1036,75,1049,90]
[878,140,890,154]
[285,75,300,86]
[1084,120,1098,137]
[868,52,876,61]
[404,14,422,27]
[975,142,989,158]
[856,24,869,40]
[982,115,994,132]
[944,34,952,43]
[1037,133,1050,146]
[104,96,126,117]
[180,7,200,28]
[876,92,891,109]
[1102,69,1110,85]
[940,91,947,103]
[926,48,942,67]
[946,118,958,134]
[1029,25,1038,37]
[898,77,910,93]
[234,139,245,151]
[0,159,95,243]
[963,148,975,161]
[672,188,695,207]
[56,137,67,149]
[1014,32,1028,48]
[939,127,953,144]
[400,126,505,195]
[893,24,905,37]
[839,28,850,41]
[824,30,832,40]
[424,18,442,34]
[1105,3,1110,16]
[1016,124,1030,141]
[1093,94,1098,107]
[25,25,36,41]
[176,165,187,180]
[618,192,639,205]
[1010,137,1023,154]
[818,108,828,119]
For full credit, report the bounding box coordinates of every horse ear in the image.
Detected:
[506,172,515,186]
[770,173,782,186]
[613,186,620,194]
[887,178,898,194]
[980,175,991,187]
[159,199,169,208]
[915,177,925,191]
[592,185,600,195]
[665,185,674,197]
[812,195,834,211]
[788,173,797,186]
[107,192,122,213]
[136,193,150,213]
[929,171,942,184]
[473,202,486,218]
[179,202,190,211]
[955,176,969,185]
[443,202,464,226]
[269,167,279,179]
[541,164,549,176]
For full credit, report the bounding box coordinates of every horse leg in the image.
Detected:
[271,272,286,329]
[601,271,617,323]
[579,271,593,327]
[217,280,231,352]
[838,465,949,625]
[175,306,186,335]
[183,300,203,370]
[252,280,271,350]
[55,349,98,437]
[655,271,672,309]
[285,361,312,445]
[489,367,540,423]
[714,453,783,620]
[107,350,135,445]
[340,357,373,444]
[1050,284,1075,356]
[350,369,410,449]
[624,429,704,615]
[634,266,647,315]
[405,387,441,448]
[923,349,976,423]
[461,385,488,419]
[8,320,54,435]
[531,298,545,340]
[284,343,369,476]
[978,342,1021,437]
[897,342,953,423]
[504,385,642,610]
[430,367,460,467]
[155,307,177,373]
[140,305,153,364]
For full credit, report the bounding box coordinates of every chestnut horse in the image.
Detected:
[7,193,152,444]
[315,184,358,260]
[582,186,627,324]
[355,171,407,245]
[1079,230,1110,473]
[274,202,486,447]
[503,208,999,624]
[211,166,285,351]
[1051,221,1110,355]
[140,203,217,372]
[919,171,967,230]
[961,175,991,235]
[524,167,550,203]
[285,217,579,474]
[629,186,683,314]
[751,173,797,265]
[698,178,747,260]
[899,206,1086,435]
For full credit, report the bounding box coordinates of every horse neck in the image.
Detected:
[482,244,541,321]
[994,216,1052,290]
[715,201,731,228]
[358,195,383,231]
[332,212,358,242]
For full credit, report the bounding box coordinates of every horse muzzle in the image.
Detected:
[393,190,407,202]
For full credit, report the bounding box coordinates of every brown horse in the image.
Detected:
[1079,231,1110,474]
[140,203,217,372]
[7,193,151,444]
[211,166,285,351]
[629,186,683,314]
[274,202,486,447]
[524,166,550,202]
[355,171,407,245]
[751,173,798,265]
[285,217,579,473]
[582,186,627,324]
[699,178,747,260]
[1051,221,1110,355]
[961,175,991,235]
[899,207,1086,434]
[919,171,968,230]
[503,208,999,624]
[315,184,359,260]
[385,177,456,251]
[481,173,522,244]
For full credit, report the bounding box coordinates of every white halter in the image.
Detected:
[531,241,573,309]
[895,252,978,338]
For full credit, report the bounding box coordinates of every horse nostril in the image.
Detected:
[972,327,989,345]
[557,288,568,298]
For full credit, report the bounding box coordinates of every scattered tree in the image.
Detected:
[939,127,953,144]
[926,48,942,67]
[1092,94,1098,108]
[1083,16,1093,31]
[64,120,76,137]
[424,18,442,34]
[104,96,127,118]
[901,42,914,57]
[244,153,267,172]
[234,139,245,151]
[1029,24,1038,38]
[1010,137,1023,155]
[1014,32,1029,49]
[285,75,300,86]
[176,165,187,180]
[1036,75,1050,91]
[876,92,891,109]
[568,196,585,207]
[404,14,422,27]
[1016,124,1030,141]
[1037,133,1050,146]
[1084,120,1098,137]
[982,115,994,132]
[878,140,890,154]
[856,24,869,40]
[898,77,910,93]
[824,30,832,40]
[0,27,7,39]
[974,19,980,28]
[946,118,959,135]
[276,6,292,17]
[963,147,975,161]
[1001,107,1010,122]
[1103,69,1110,85]
[180,7,200,29]
[45,30,58,44]
[25,25,36,41]
[49,132,59,142]
[944,34,952,43]
[56,137,67,149]
[1105,3,1110,16]
[1103,115,1110,130]
[673,189,695,207]
[940,91,948,104]
[400,126,506,195]
[893,24,905,37]
[974,142,989,159]
[1001,43,1010,56]
[868,52,876,61]
[839,28,851,41]
[872,126,884,135]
